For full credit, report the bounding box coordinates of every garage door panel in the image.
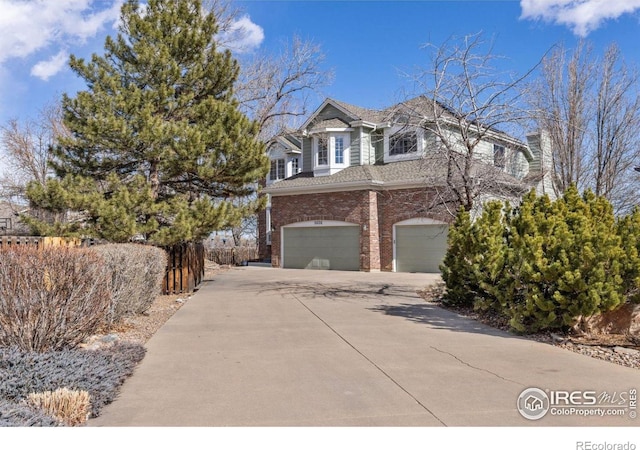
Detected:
[396,225,448,273]
[283,226,359,271]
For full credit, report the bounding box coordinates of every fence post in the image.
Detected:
[162,241,205,295]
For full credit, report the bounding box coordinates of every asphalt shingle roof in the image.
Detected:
[329,98,389,123]
[264,156,524,194]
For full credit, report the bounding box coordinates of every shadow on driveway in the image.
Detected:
[369,302,520,338]
[239,280,421,302]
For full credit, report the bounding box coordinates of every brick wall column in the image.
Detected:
[360,190,381,271]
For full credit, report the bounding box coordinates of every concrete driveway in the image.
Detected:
[91,267,639,426]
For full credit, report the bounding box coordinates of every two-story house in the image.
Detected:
[259,96,553,273]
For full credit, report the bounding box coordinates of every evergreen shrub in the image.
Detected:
[440,207,479,307]
[617,208,640,304]
[440,185,635,333]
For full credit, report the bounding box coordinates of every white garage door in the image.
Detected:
[282,225,359,271]
[395,224,448,273]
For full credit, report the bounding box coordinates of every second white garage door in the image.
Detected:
[282,223,360,271]
[395,222,449,273]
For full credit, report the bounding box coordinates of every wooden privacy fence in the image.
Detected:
[163,242,205,295]
[0,236,84,249]
[206,246,258,266]
[1,236,204,295]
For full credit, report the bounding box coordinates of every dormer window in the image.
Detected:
[390,131,418,156]
[383,127,424,163]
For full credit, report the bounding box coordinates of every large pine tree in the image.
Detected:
[25,0,269,245]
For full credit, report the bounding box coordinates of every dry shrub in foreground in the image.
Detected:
[25,388,91,426]
[0,246,111,352]
[93,244,168,325]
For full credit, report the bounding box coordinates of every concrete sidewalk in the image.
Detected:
[91,267,639,426]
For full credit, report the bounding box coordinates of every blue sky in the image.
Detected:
[238,0,640,111]
[0,0,639,149]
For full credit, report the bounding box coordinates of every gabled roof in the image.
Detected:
[381,95,453,123]
[269,133,302,154]
[300,98,387,131]
[329,98,388,123]
[280,134,301,148]
[300,96,528,150]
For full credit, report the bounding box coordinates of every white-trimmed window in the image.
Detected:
[390,131,418,155]
[334,136,345,164]
[313,132,350,174]
[270,158,285,180]
[291,157,299,174]
[493,144,505,168]
[317,136,328,166]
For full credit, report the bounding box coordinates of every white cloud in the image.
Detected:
[30,50,69,80]
[0,0,123,67]
[520,0,640,36]
[218,15,265,53]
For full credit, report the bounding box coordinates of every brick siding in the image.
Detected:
[269,187,452,271]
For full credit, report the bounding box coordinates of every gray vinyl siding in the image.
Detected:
[313,104,354,125]
[508,150,529,180]
[372,130,384,163]
[475,140,494,164]
[302,137,312,172]
[362,132,374,165]
[350,129,361,166]
[423,129,439,153]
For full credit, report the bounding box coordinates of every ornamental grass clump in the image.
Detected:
[0,246,111,352]
[25,388,91,426]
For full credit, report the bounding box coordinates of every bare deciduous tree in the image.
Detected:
[529,41,640,213]
[208,0,333,141]
[402,32,538,213]
[0,103,67,205]
[209,2,333,242]
[592,45,640,212]
[206,0,248,49]
[236,35,334,142]
[529,41,593,195]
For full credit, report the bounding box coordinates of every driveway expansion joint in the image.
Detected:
[291,292,447,426]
